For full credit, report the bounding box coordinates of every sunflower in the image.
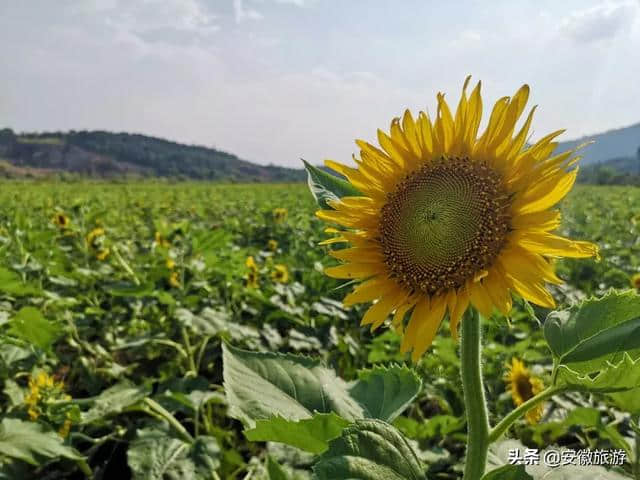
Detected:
[245,256,259,288]
[317,77,598,361]
[268,239,279,252]
[505,358,545,424]
[273,208,288,223]
[154,231,170,248]
[632,273,640,290]
[168,270,181,288]
[271,264,290,283]
[52,213,70,229]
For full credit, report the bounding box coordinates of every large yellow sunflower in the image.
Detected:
[317,77,598,361]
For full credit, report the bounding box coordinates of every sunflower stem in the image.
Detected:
[460,308,490,480]
[488,385,568,443]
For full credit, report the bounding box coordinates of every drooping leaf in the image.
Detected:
[303,160,361,209]
[544,290,640,375]
[312,419,423,480]
[245,413,350,454]
[349,365,422,422]
[81,381,149,424]
[0,418,85,466]
[8,307,61,351]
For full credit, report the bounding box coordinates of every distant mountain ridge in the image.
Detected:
[556,122,640,167]
[0,121,638,181]
[0,129,305,181]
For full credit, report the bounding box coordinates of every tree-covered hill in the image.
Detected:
[0,129,305,181]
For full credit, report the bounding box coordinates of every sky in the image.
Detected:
[1,0,639,168]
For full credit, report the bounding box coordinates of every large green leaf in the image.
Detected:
[245,413,350,454]
[349,365,422,422]
[312,419,423,480]
[303,160,361,209]
[222,344,420,427]
[0,418,85,466]
[544,290,640,375]
[554,353,640,393]
[223,343,364,426]
[8,307,61,351]
[81,381,150,424]
[127,428,220,480]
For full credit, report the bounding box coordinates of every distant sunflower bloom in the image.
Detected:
[245,256,259,288]
[268,239,279,252]
[86,227,109,260]
[505,358,545,424]
[246,255,258,271]
[273,208,288,223]
[155,231,170,248]
[632,273,640,290]
[271,264,290,283]
[168,270,181,288]
[52,213,70,229]
[318,78,598,361]
[86,227,105,247]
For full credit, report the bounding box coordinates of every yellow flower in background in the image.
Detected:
[166,258,176,270]
[86,227,105,247]
[96,248,110,261]
[246,269,259,288]
[155,231,170,248]
[632,273,640,290]
[169,271,181,288]
[86,227,109,260]
[273,208,288,223]
[52,213,70,229]
[271,264,290,283]
[246,255,258,271]
[24,372,66,422]
[505,358,545,424]
[317,77,599,361]
[268,239,279,252]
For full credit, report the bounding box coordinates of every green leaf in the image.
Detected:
[127,428,220,480]
[349,365,422,422]
[544,290,640,375]
[245,413,350,454]
[554,353,640,393]
[0,268,39,296]
[81,381,150,424]
[482,465,532,480]
[267,456,291,480]
[127,428,194,480]
[303,160,361,209]
[312,419,423,480]
[8,307,61,351]
[0,418,84,466]
[107,281,155,298]
[222,343,364,427]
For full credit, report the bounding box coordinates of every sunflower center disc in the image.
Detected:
[379,156,511,294]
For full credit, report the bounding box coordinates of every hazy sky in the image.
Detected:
[1,0,639,167]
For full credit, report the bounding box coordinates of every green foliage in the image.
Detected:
[0,181,638,477]
[312,419,423,480]
[0,418,86,469]
[127,427,220,480]
[482,465,532,480]
[245,413,350,454]
[8,307,61,351]
[303,160,360,209]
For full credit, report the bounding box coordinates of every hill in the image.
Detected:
[0,129,305,182]
[556,122,640,166]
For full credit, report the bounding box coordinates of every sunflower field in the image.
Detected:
[0,180,639,479]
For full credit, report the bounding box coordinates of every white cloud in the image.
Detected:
[233,0,264,23]
[560,0,638,43]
